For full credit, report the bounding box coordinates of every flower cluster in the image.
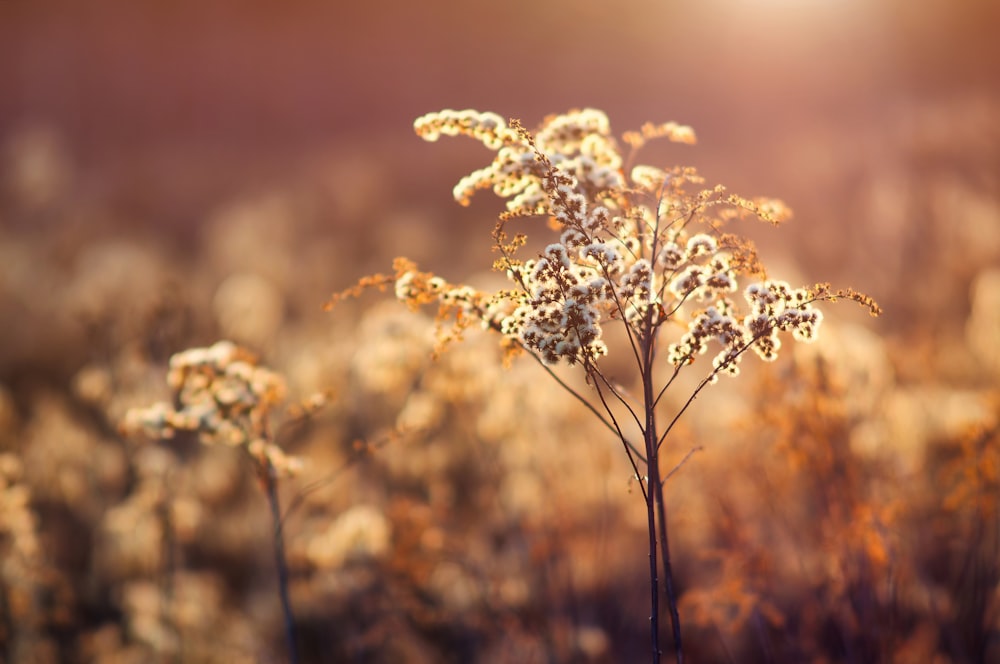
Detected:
[414,108,624,211]
[410,109,862,371]
[666,280,825,381]
[341,109,877,375]
[123,340,305,478]
[509,242,611,364]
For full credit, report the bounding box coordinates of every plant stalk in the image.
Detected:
[645,468,661,664]
[654,466,683,663]
[264,467,299,664]
[642,332,683,664]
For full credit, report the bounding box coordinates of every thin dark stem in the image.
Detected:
[525,349,648,465]
[157,465,182,664]
[657,337,762,452]
[590,363,645,437]
[264,467,299,664]
[521,337,626,445]
[640,310,683,664]
[645,467,661,664]
[653,467,683,663]
[654,362,685,410]
[602,266,645,369]
[281,429,398,529]
[664,446,704,483]
[639,338,670,663]
[588,365,647,501]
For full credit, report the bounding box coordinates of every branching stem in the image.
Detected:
[640,320,683,664]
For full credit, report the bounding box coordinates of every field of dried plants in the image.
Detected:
[1,2,998,663]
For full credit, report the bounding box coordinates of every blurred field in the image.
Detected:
[1,1,998,662]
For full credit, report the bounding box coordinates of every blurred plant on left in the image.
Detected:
[123,340,319,663]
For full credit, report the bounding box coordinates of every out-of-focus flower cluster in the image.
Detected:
[0,453,38,561]
[0,453,42,638]
[384,109,877,373]
[0,450,72,663]
[123,340,304,478]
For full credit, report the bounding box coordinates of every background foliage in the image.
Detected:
[1,1,998,661]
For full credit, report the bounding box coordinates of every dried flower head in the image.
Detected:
[123,340,306,479]
[338,109,878,378]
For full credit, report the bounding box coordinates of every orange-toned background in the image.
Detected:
[2,0,995,210]
[2,0,998,384]
[1,2,998,662]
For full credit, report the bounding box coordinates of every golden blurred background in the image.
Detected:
[0,1,998,662]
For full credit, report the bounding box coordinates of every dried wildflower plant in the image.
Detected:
[123,340,309,480]
[332,108,879,663]
[123,340,322,664]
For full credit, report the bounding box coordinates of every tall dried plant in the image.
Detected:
[331,108,879,663]
[124,340,315,664]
